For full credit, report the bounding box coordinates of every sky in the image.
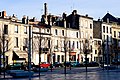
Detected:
[0,0,120,21]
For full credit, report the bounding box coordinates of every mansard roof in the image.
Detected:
[102,13,119,23]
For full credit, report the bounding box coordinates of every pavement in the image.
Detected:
[0,67,120,80]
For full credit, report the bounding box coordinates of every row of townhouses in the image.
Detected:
[0,3,120,65]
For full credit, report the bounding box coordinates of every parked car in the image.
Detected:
[88,61,99,67]
[64,62,71,67]
[70,61,82,67]
[53,62,63,67]
[39,62,50,68]
[6,62,23,70]
[111,59,120,65]
[23,62,38,70]
[82,61,90,67]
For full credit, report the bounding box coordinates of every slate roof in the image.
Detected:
[102,13,120,24]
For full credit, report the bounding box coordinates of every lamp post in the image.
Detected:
[39,28,41,77]
[69,48,71,70]
[102,42,105,70]
[28,25,32,80]
[64,24,67,74]
[84,39,89,73]
[2,31,5,78]
[64,38,67,74]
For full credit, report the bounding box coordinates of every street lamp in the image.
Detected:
[84,39,89,73]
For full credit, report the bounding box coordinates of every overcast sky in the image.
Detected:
[0,0,120,20]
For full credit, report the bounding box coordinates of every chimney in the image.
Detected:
[2,11,6,18]
[62,13,66,20]
[33,17,35,22]
[85,14,88,17]
[72,10,77,15]
[44,3,48,24]
[44,3,47,16]
[22,15,26,24]
[62,13,67,28]
[48,14,52,26]
[12,14,15,17]
[0,12,1,17]
[26,16,29,24]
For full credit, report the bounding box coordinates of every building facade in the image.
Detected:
[0,11,30,65]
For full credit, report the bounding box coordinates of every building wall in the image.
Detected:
[0,18,29,64]
[79,16,93,62]
[111,23,120,62]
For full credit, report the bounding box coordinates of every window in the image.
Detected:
[47,29,49,33]
[106,26,108,33]
[118,32,120,38]
[77,41,79,48]
[103,35,105,41]
[110,28,112,34]
[24,26,27,34]
[15,37,18,47]
[90,24,92,29]
[57,55,60,62]
[23,38,28,47]
[64,41,65,48]
[90,45,92,52]
[114,31,116,37]
[95,50,97,54]
[57,40,58,47]
[85,20,88,27]
[62,30,64,36]
[48,40,50,48]
[55,29,58,35]
[76,32,78,38]
[94,40,97,45]
[4,25,8,34]
[98,41,101,45]
[15,25,18,33]
[103,26,105,33]
[90,36,92,39]
[62,55,64,62]
[72,41,75,50]
[107,35,109,41]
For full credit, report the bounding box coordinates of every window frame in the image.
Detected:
[14,25,18,33]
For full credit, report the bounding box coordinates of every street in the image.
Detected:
[0,67,120,80]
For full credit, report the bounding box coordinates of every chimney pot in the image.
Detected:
[85,14,88,17]
[2,11,6,18]
[22,15,26,24]
[0,12,1,17]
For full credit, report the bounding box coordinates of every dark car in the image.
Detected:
[88,61,99,67]
[53,62,63,67]
[70,61,82,67]
[6,62,23,70]
[82,61,90,67]
[111,59,120,65]
[64,62,71,67]
[23,62,38,70]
